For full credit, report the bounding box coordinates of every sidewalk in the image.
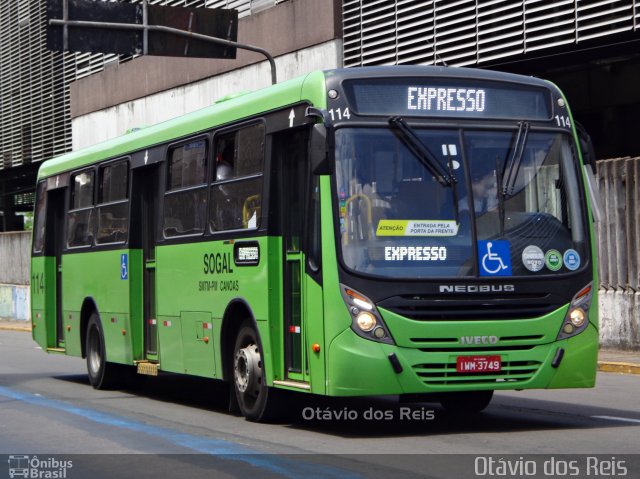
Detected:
[597,349,640,375]
[0,319,31,332]
[1,319,638,374]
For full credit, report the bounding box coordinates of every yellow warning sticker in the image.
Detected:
[376,220,459,237]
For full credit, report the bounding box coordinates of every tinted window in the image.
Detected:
[32,181,47,254]
[97,160,129,244]
[68,170,95,248]
[72,171,94,209]
[210,124,264,232]
[168,139,207,189]
[163,138,208,237]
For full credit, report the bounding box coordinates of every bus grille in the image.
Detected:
[412,360,542,386]
[378,294,564,321]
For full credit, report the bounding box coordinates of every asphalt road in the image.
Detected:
[1,329,638,479]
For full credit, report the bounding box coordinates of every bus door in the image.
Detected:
[130,164,160,362]
[45,187,66,349]
[276,130,310,383]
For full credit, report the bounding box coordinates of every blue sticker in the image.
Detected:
[120,253,128,280]
[478,240,512,276]
[563,249,581,271]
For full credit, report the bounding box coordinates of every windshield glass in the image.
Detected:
[334,127,587,279]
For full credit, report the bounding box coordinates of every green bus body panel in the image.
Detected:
[155,236,269,379]
[127,249,145,361]
[326,324,597,396]
[30,256,56,349]
[379,306,568,349]
[304,270,326,394]
[62,250,138,364]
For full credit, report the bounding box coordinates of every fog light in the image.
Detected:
[563,323,575,334]
[373,327,386,339]
[356,311,377,332]
[569,308,586,327]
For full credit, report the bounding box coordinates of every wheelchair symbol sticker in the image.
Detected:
[121,253,128,280]
[478,240,512,276]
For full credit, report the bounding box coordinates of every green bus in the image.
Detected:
[31,66,599,421]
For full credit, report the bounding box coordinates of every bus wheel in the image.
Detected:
[439,390,494,414]
[232,322,279,422]
[86,312,118,390]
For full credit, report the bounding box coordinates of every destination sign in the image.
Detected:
[342,79,552,120]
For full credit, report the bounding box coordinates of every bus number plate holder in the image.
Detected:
[456,355,502,373]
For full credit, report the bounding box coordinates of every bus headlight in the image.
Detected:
[341,284,394,344]
[557,283,592,340]
[568,308,586,327]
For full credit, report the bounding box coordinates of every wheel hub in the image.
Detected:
[234,344,261,393]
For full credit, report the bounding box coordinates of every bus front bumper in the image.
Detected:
[326,324,598,397]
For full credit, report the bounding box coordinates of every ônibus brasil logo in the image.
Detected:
[7,455,73,478]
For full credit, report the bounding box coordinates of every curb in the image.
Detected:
[0,324,31,332]
[598,361,640,375]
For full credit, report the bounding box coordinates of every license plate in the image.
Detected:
[456,355,502,373]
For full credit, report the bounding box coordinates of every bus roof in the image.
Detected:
[37,66,555,180]
[37,69,326,179]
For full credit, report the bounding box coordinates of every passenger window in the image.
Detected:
[96,160,129,244]
[210,124,264,232]
[163,138,208,237]
[32,181,47,254]
[67,170,95,248]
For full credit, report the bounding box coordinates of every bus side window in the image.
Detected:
[210,123,264,232]
[163,138,208,237]
[32,181,47,254]
[96,160,129,244]
[67,170,95,248]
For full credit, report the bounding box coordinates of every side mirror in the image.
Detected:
[574,122,602,223]
[309,123,332,175]
[575,121,596,175]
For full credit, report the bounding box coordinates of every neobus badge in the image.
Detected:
[439,284,515,293]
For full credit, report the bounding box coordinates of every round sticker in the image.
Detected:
[545,249,563,271]
[522,245,545,272]
[563,249,581,271]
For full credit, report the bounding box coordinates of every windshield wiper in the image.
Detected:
[389,116,455,187]
[501,121,530,197]
[389,116,460,224]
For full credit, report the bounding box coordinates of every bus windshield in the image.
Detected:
[335,127,587,279]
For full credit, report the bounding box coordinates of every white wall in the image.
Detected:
[72,40,342,149]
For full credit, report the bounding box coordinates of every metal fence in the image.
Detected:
[597,157,640,291]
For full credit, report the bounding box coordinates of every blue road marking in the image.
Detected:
[0,386,360,479]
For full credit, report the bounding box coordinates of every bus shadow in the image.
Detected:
[283,394,640,438]
[54,372,231,411]
[52,373,639,438]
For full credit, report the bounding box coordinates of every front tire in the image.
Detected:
[232,321,282,421]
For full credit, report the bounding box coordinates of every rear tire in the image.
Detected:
[86,312,120,389]
[232,321,284,422]
[439,390,494,414]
